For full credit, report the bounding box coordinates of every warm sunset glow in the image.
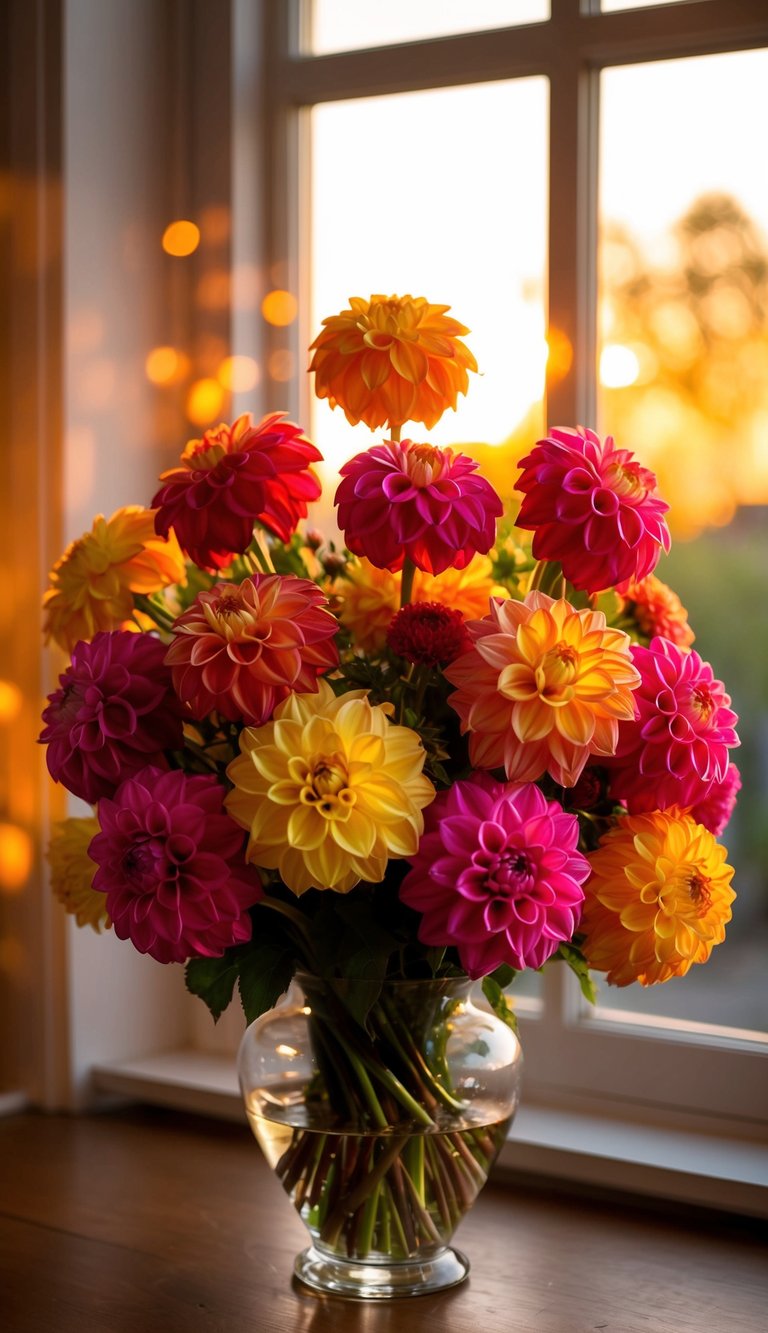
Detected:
[217,355,260,393]
[145,346,190,386]
[186,377,226,426]
[0,823,33,893]
[600,343,641,389]
[162,219,201,257]
[262,289,298,327]
[0,680,22,723]
[268,349,295,382]
[546,327,573,384]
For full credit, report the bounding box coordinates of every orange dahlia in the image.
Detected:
[580,808,735,985]
[309,294,478,430]
[445,591,640,786]
[617,574,695,650]
[43,508,185,653]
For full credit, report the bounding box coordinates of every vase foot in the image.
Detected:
[293,1243,470,1300]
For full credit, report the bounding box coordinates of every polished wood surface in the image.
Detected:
[0,1107,765,1332]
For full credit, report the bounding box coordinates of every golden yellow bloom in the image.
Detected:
[446,591,641,786]
[333,554,505,654]
[225,680,435,895]
[43,507,186,652]
[48,817,110,932]
[309,294,478,430]
[580,809,735,986]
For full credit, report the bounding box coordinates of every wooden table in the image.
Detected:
[1,1107,765,1332]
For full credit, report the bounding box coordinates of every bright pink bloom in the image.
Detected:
[335,439,503,575]
[165,573,339,725]
[387,601,470,667]
[400,774,589,978]
[690,762,741,836]
[607,638,740,813]
[88,766,263,963]
[153,413,322,571]
[515,427,671,593]
[39,631,184,804]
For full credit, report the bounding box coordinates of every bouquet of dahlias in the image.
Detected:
[41,293,739,1261]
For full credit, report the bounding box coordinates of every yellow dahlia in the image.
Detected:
[333,554,505,655]
[445,591,641,786]
[309,294,478,430]
[580,809,735,986]
[48,817,110,932]
[225,680,435,894]
[43,507,185,652]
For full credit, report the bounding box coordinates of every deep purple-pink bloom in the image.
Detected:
[515,427,671,593]
[335,439,503,575]
[88,766,263,963]
[607,637,740,813]
[399,773,590,978]
[39,631,184,804]
[689,762,742,836]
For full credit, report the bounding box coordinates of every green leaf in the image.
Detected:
[481,975,519,1036]
[555,942,597,1005]
[185,954,240,1023]
[488,963,518,990]
[237,942,295,1025]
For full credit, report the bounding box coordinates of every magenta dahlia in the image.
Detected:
[514,427,671,593]
[387,601,470,666]
[607,637,740,813]
[39,631,184,804]
[399,774,590,978]
[88,766,263,963]
[152,412,322,571]
[689,761,742,836]
[165,573,339,725]
[335,439,503,575]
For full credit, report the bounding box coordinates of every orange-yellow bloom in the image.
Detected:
[48,817,110,932]
[309,294,477,430]
[445,591,641,786]
[618,574,695,650]
[225,680,435,895]
[43,507,185,652]
[334,554,505,654]
[580,808,735,985]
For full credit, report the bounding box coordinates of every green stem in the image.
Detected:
[528,558,565,598]
[134,593,176,633]
[400,555,416,608]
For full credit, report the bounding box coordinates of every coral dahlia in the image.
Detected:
[387,602,470,667]
[445,591,640,787]
[618,574,695,650]
[88,767,263,964]
[580,808,735,985]
[309,294,478,430]
[400,775,590,978]
[225,680,435,895]
[40,631,184,804]
[335,439,503,575]
[607,637,739,813]
[152,413,322,571]
[165,574,339,725]
[515,427,671,594]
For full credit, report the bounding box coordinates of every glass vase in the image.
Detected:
[238,974,522,1299]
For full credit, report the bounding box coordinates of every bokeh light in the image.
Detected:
[546,326,573,385]
[217,355,261,392]
[268,349,295,382]
[0,681,22,723]
[186,377,226,426]
[262,289,298,326]
[162,219,201,257]
[145,346,190,386]
[0,823,33,893]
[599,343,641,388]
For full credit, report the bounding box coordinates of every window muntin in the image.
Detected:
[309,0,550,56]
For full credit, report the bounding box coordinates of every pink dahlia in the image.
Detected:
[387,601,470,667]
[400,774,589,978]
[165,573,339,725]
[335,440,503,575]
[88,766,263,963]
[607,637,740,813]
[152,412,322,571]
[39,631,184,804]
[689,762,742,836]
[515,427,671,594]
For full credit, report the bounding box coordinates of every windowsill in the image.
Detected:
[91,1050,768,1220]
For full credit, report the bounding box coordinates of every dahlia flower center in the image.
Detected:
[687,871,714,917]
[656,863,715,921]
[298,752,355,819]
[535,641,580,701]
[473,844,535,898]
[122,838,163,890]
[184,440,228,472]
[403,443,449,488]
[604,460,651,500]
[691,682,715,724]
[205,589,266,641]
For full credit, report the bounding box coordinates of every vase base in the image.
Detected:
[293,1243,470,1300]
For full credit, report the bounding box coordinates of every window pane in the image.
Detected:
[601,1,695,11]
[310,0,549,55]
[311,80,548,490]
[597,50,768,1031]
